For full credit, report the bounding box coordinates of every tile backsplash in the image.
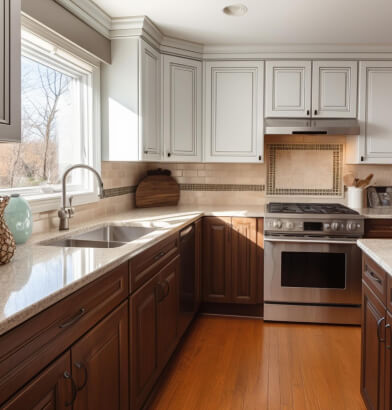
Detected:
[29,135,392,234]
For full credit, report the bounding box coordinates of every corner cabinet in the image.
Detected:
[347,61,392,164]
[139,41,162,161]
[162,55,202,162]
[0,0,21,142]
[204,61,264,163]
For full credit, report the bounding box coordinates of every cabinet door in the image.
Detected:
[195,219,202,310]
[130,273,160,410]
[265,60,311,118]
[312,61,357,118]
[361,282,386,410]
[157,256,180,368]
[139,40,161,161]
[358,61,392,163]
[231,218,258,304]
[163,55,202,162]
[0,0,20,142]
[202,217,231,302]
[204,61,264,163]
[2,352,72,410]
[385,311,392,410]
[72,301,129,410]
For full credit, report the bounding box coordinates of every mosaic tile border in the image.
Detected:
[179,184,265,192]
[103,186,136,198]
[267,144,343,197]
[104,183,266,198]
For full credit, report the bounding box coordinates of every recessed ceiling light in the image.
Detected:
[223,4,248,17]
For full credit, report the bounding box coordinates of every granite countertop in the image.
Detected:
[357,239,392,276]
[0,205,265,336]
[359,207,392,219]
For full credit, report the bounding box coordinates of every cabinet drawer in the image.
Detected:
[0,262,128,405]
[364,219,392,238]
[129,233,179,293]
[363,254,387,306]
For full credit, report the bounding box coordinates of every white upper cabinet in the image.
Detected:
[204,61,264,163]
[139,41,162,161]
[265,61,311,118]
[312,61,357,118]
[162,55,202,162]
[0,0,21,142]
[347,61,392,164]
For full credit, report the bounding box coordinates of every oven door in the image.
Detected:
[264,238,362,305]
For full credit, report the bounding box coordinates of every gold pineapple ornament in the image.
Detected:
[0,196,16,265]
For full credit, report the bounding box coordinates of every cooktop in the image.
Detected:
[267,202,359,215]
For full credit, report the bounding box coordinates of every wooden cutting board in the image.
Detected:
[135,174,180,208]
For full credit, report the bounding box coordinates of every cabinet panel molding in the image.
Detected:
[163,55,202,162]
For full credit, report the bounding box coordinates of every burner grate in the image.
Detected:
[267,202,359,215]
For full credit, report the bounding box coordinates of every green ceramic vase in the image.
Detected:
[4,194,33,244]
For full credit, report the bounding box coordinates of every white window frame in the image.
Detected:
[0,15,102,213]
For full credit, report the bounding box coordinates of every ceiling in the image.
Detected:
[91,0,392,46]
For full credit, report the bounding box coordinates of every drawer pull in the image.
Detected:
[153,251,166,261]
[366,267,382,285]
[63,371,77,406]
[59,308,86,329]
[377,317,385,342]
[75,362,88,391]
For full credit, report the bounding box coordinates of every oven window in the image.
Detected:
[281,252,346,289]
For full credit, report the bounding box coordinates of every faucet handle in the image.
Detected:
[68,196,75,218]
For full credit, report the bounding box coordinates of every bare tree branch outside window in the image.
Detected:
[0,57,73,189]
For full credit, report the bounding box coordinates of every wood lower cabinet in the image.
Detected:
[365,219,392,239]
[130,256,180,410]
[130,273,160,410]
[203,217,262,306]
[361,282,386,410]
[157,256,180,368]
[202,217,232,302]
[231,218,257,304]
[72,301,129,410]
[385,311,392,410]
[2,352,72,410]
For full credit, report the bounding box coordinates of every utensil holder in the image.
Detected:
[347,187,363,209]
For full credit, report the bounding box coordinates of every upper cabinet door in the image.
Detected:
[0,0,20,142]
[204,61,264,163]
[265,61,311,118]
[139,41,162,161]
[162,55,202,162]
[312,61,357,118]
[358,61,392,163]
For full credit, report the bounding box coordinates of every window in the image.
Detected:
[0,25,101,212]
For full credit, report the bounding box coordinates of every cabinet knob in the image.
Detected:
[167,152,171,157]
[258,155,262,161]
[306,110,310,116]
[314,109,318,115]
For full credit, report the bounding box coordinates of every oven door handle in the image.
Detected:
[264,237,359,245]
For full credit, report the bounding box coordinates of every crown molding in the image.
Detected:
[54,0,392,60]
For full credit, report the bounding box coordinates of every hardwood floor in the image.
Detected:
[147,316,366,410]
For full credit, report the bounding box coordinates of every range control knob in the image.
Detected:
[272,219,282,229]
[331,222,340,231]
[285,221,294,230]
[324,223,331,231]
[346,222,358,232]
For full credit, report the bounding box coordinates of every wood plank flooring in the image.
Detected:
[147,316,366,410]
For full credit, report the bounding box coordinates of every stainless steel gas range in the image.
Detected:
[263,202,364,325]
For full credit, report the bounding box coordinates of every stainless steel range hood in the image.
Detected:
[264,118,360,135]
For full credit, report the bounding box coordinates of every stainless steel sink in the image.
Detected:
[43,225,156,248]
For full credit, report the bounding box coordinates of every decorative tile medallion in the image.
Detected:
[267,144,343,196]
